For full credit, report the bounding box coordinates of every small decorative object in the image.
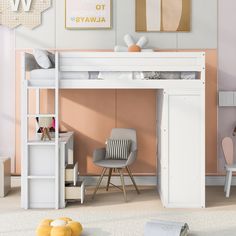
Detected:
[114,34,153,52]
[0,0,51,29]
[65,0,112,29]
[37,117,54,141]
[36,217,83,236]
[136,0,190,32]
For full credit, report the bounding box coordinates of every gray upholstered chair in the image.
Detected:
[92,128,140,201]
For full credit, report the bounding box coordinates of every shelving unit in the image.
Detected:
[21,52,60,209]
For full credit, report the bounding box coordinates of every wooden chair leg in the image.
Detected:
[92,168,107,200]
[45,128,52,140]
[126,166,140,194]
[226,171,232,198]
[118,169,127,202]
[41,129,46,141]
[106,168,112,191]
[224,171,229,192]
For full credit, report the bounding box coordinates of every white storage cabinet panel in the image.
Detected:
[29,146,55,176]
[157,89,205,208]
[156,90,168,203]
[59,132,74,208]
[29,179,55,208]
[168,94,202,207]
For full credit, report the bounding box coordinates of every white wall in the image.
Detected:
[218,0,236,171]
[15,0,218,49]
[0,26,15,172]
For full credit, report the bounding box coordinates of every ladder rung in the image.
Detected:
[27,141,56,146]
[27,176,55,180]
[27,85,57,89]
[27,114,56,118]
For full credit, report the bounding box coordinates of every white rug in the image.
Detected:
[1,186,236,236]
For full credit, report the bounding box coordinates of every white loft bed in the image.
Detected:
[21,52,205,209]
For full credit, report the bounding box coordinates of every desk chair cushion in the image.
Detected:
[105,139,131,160]
[94,159,127,168]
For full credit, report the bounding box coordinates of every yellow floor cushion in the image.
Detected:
[36,217,83,236]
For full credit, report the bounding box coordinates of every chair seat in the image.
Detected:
[94,159,127,168]
[225,164,236,171]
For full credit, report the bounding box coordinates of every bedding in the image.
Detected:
[161,72,181,80]
[137,71,197,80]
[181,72,197,80]
[98,71,133,80]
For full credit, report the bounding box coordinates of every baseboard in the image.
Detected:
[12,175,232,187]
[81,175,157,186]
[205,176,235,186]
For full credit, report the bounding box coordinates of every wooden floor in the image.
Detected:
[2,181,236,210]
[1,184,236,235]
[206,186,236,209]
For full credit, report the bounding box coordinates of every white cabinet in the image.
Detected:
[157,89,205,208]
[0,158,11,197]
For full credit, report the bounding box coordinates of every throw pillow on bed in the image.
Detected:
[48,52,55,67]
[105,139,131,160]
[33,49,53,69]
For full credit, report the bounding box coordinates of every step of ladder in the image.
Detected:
[27,114,56,118]
[27,140,56,146]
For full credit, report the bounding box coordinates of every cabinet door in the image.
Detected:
[168,94,203,207]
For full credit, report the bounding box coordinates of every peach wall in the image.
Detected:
[15,49,217,175]
[56,89,157,175]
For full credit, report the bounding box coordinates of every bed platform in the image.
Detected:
[21,52,205,209]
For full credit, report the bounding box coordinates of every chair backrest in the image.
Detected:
[222,137,234,165]
[110,128,137,152]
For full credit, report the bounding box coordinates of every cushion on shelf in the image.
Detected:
[105,139,131,160]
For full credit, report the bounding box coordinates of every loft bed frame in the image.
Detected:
[21,52,205,209]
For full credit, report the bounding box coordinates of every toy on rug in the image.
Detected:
[36,217,83,236]
[114,34,154,52]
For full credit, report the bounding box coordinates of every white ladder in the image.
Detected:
[21,52,60,209]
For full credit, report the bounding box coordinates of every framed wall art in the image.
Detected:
[136,0,190,32]
[65,0,112,29]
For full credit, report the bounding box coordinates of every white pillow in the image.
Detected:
[33,49,52,69]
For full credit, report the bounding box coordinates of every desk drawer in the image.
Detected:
[65,181,84,203]
[65,162,78,183]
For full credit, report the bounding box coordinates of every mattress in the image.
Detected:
[28,69,198,87]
